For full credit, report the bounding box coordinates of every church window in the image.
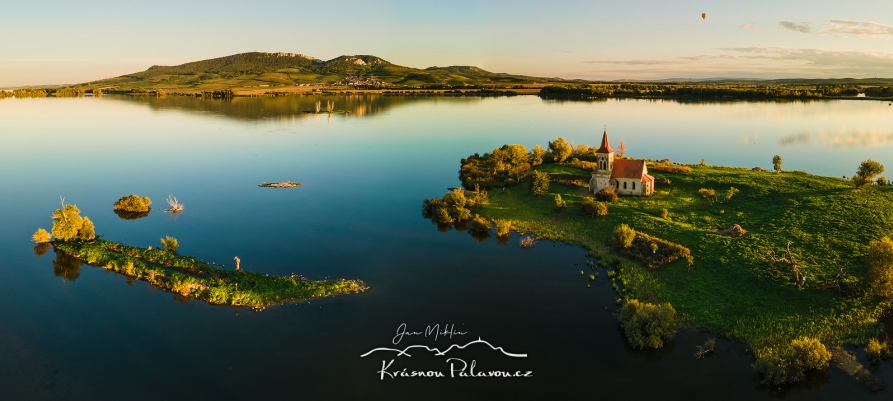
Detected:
[632,182,636,190]
[623,182,627,189]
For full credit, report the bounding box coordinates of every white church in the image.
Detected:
[588,130,655,196]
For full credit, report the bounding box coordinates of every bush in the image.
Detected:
[650,165,691,174]
[772,155,783,172]
[160,236,180,252]
[113,194,152,213]
[878,176,889,186]
[595,187,618,203]
[867,338,893,364]
[752,337,831,385]
[580,197,607,217]
[495,220,511,237]
[530,171,550,196]
[617,299,676,349]
[658,208,669,219]
[422,189,474,223]
[51,203,95,241]
[468,215,491,233]
[32,228,52,243]
[554,194,567,210]
[698,188,717,202]
[613,224,636,248]
[867,236,893,298]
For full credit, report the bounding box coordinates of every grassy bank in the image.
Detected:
[472,163,893,354]
[53,240,368,307]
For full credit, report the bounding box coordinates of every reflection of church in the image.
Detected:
[588,130,655,196]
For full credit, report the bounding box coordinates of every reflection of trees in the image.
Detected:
[114,209,151,220]
[428,218,496,243]
[33,243,52,256]
[469,230,491,242]
[52,249,82,282]
[496,235,510,246]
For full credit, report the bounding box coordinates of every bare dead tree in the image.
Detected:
[617,139,628,157]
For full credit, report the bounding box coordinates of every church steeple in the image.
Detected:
[596,127,614,154]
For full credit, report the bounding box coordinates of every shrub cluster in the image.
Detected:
[617,299,677,349]
[867,236,893,298]
[867,338,893,364]
[650,165,691,174]
[580,197,608,217]
[32,228,52,243]
[113,194,152,213]
[422,188,487,224]
[495,220,511,237]
[468,215,491,233]
[752,337,831,385]
[553,194,567,210]
[613,224,636,248]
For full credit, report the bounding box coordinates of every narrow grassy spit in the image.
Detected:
[449,158,893,384]
[53,240,368,307]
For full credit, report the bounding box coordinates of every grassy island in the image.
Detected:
[428,141,893,384]
[53,239,368,307]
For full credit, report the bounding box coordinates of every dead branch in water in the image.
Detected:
[164,195,184,213]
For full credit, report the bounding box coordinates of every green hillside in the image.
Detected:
[78,52,558,91]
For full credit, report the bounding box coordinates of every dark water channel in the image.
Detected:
[1,95,891,400]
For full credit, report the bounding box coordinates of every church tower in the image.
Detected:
[590,128,615,192]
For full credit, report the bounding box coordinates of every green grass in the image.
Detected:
[474,163,893,355]
[53,239,368,307]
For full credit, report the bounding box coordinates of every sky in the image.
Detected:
[1,0,892,87]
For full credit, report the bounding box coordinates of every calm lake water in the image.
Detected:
[1,95,892,400]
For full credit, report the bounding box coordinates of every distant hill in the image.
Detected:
[78,52,562,91]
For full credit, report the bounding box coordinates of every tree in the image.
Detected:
[613,224,636,248]
[580,197,607,217]
[160,236,180,252]
[530,171,550,196]
[878,176,889,186]
[548,137,572,163]
[772,155,783,172]
[868,237,893,298]
[531,145,547,166]
[32,228,52,243]
[854,159,885,188]
[617,139,628,157]
[51,200,95,241]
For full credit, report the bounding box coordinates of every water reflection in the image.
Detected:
[33,242,52,257]
[51,249,82,282]
[113,209,151,220]
[104,93,484,121]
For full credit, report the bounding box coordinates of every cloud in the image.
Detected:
[779,20,812,33]
[823,20,893,37]
[581,60,686,65]
[739,24,760,31]
[679,55,736,61]
[718,47,893,69]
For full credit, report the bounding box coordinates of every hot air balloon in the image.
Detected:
[702,13,706,19]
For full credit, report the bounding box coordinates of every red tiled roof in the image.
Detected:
[611,159,646,180]
[595,130,614,153]
[642,174,654,183]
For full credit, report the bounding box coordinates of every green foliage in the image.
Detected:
[854,159,885,188]
[12,89,47,98]
[530,171,550,196]
[32,228,52,243]
[698,188,717,201]
[866,338,893,364]
[51,87,85,97]
[539,83,865,101]
[548,138,572,163]
[752,337,831,385]
[580,197,608,217]
[459,144,534,190]
[160,236,180,252]
[595,187,618,203]
[617,299,677,349]
[867,237,893,297]
[878,176,889,186]
[53,239,367,307]
[51,203,95,241]
[613,224,636,248]
[113,194,152,212]
[773,155,783,172]
[554,194,568,210]
[468,215,491,233]
[495,220,511,236]
[422,189,478,224]
[658,208,669,219]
